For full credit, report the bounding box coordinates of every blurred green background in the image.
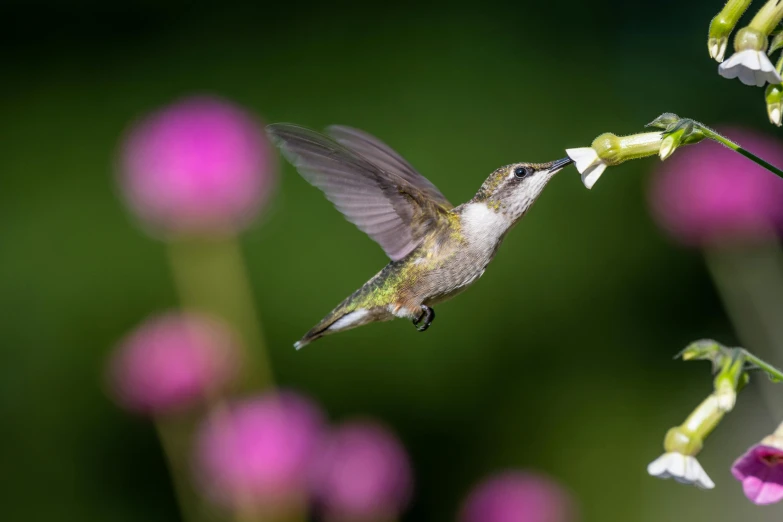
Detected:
[2,0,782,520]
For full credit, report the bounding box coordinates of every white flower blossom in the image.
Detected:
[647,452,715,489]
[565,147,607,190]
[719,49,782,86]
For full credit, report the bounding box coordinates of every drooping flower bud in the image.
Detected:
[709,0,753,62]
[766,83,783,125]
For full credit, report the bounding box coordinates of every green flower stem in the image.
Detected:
[154,418,203,522]
[711,0,754,40]
[698,126,783,179]
[167,235,274,390]
[750,0,783,36]
[714,0,754,29]
[743,350,783,381]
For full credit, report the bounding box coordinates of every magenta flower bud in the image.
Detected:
[118,96,275,235]
[459,471,576,522]
[732,444,783,505]
[194,392,325,512]
[108,312,238,414]
[649,127,783,246]
[311,420,413,520]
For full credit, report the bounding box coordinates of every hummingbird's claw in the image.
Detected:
[413,305,435,332]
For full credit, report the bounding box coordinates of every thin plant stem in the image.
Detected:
[154,416,211,522]
[743,351,783,382]
[163,235,280,522]
[167,235,275,390]
[699,127,783,179]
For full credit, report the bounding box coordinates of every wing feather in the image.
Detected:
[327,125,453,209]
[267,123,452,261]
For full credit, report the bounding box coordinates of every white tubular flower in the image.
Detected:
[647,452,715,489]
[565,147,606,189]
[566,132,663,189]
[719,49,782,86]
[648,395,725,490]
[719,3,783,86]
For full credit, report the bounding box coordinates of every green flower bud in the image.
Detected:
[769,30,783,53]
[709,0,753,62]
[647,112,681,131]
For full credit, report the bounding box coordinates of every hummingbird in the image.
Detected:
[267,124,573,349]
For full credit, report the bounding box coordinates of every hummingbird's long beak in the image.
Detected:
[547,157,574,174]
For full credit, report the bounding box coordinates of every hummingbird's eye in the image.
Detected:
[514,166,533,179]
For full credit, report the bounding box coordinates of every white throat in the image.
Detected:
[460,202,513,245]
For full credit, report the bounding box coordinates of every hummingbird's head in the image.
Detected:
[472,157,573,222]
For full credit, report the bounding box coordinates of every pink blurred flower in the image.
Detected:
[732,444,783,505]
[311,420,413,520]
[118,96,275,235]
[194,391,325,512]
[459,471,575,522]
[648,127,783,246]
[108,312,238,414]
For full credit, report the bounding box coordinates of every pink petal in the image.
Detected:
[732,445,783,505]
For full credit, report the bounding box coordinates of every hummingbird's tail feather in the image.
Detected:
[294,307,388,349]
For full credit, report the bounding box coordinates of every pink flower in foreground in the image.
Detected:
[311,420,413,520]
[108,312,238,414]
[649,127,783,246]
[194,392,324,512]
[118,96,275,235]
[459,471,576,522]
[732,444,783,505]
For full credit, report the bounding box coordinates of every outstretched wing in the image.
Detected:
[267,123,453,261]
[326,125,453,209]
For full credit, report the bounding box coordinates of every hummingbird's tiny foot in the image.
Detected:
[413,305,435,332]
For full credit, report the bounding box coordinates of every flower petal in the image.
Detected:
[732,446,770,481]
[718,53,744,79]
[739,66,759,86]
[719,50,782,86]
[648,453,714,489]
[733,444,783,503]
[580,162,607,190]
[565,147,599,173]
[687,457,715,489]
[647,454,675,479]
